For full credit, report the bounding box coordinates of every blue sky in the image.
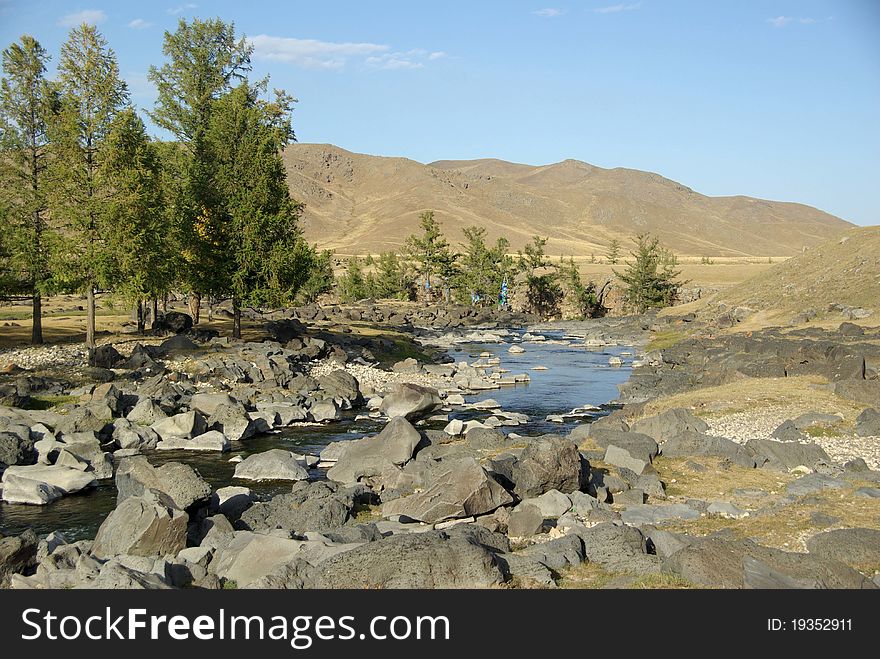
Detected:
[1,1,878,225]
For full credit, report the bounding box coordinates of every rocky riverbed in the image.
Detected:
[1,309,879,590]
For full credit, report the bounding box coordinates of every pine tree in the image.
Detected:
[101,108,173,331]
[148,18,253,324]
[454,225,512,306]
[516,235,562,318]
[606,239,621,265]
[338,257,368,302]
[0,35,56,344]
[614,233,682,313]
[205,82,310,338]
[404,211,457,300]
[373,251,414,300]
[48,23,129,351]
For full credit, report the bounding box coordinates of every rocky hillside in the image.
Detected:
[707,226,880,322]
[283,143,852,257]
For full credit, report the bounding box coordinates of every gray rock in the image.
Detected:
[309,399,340,423]
[116,456,211,509]
[605,444,652,475]
[190,393,241,416]
[382,457,512,523]
[522,489,572,518]
[572,522,658,573]
[313,530,505,589]
[1,464,96,504]
[806,528,880,568]
[157,430,230,452]
[707,501,749,519]
[514,534,584,570]
[746,439,833,471]
[85,560,174,589]
[209,532,304,588]
[379,383,443,420]
[150,411,207,441]
[207,404,269,441]
[326,417,421,485]
[742,556,818,589]
[662,536,872,589]
[492,435,585,498]
[239,481,359,533]
[243,558,317,589]
[465,427,507,449]
[126,398,167,426]
[661,431,757,467]
[620,503,701,526]
[316,370,361,402]
[0,529,38,588]
[91,492,188,559]
[210,486,253,519]
[507,503,544,537]
[854,487,880,498]
[233,449,310,482]
[630,408,708,442]
[785,473,847,497]
[112,418,160,451]
[855,408,880,437]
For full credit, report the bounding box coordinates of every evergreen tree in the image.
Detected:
[148,18,253,323]
[205,82,310,338]
[377,251,415,300]
[338,256,368,302]
[404,211,457,300]
[453,225,512,306]
[558,257,601,318]
[48,23,129,351]
[297,248,335,304]
[0,35,56,344]
[516,235,562,318]
[614,233,682,313]
[606,239,621,265]
[101,108,173,331]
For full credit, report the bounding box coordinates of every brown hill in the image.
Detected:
[283,143,852,257]
[706,225,880,323]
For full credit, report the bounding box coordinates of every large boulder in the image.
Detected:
[210,532,305,588]
[661,431,757,467]
[112,418,160,451]
[90,491,188,559]
[156,430,230,452]
[115,456,211,510]
[153,311,193,334]
[379,383,443,420]
[316,370,361,403]
[150,411,207,441]
[190,393,241,417]
[239,481,360,533]
[207,404,268,442]
[126,398,167,426]
[0,429,35,470]
[313,530,505,589]
[490,435,585,498]
[630,408,708,443]
[1,464,96,505]
[382,457,513,523]
[806,528,880,569]
[233,449,310,482]
[855,408,880,437]
[662,536,873,589]
[0,529,39,587]
[326,417,421,485]
[745,439,833,471]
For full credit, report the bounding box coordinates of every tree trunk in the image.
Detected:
[232,296,241,340]
[162,295,168,312]
[86,285,96,351]
[208,298,214,322]
[189,291,201,325]
[136,299,145,334]
[31,293,43,345]
[152,298,159,329]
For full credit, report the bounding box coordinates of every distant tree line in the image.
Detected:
[0,19,328,351]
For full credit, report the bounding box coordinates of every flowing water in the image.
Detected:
[0,329,633,541]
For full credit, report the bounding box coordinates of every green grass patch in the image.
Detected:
[23,394,79,410]
[646,330,685,352]
[802,425,844,438]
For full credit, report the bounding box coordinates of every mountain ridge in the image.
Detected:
[284,143,852,256]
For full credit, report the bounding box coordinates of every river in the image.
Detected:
[0,329,633,541]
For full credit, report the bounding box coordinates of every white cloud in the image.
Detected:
[167,3,197,15]
[365,51,426,70]
[533,8,564,17]
[58,9,107,27]
[766,16,819,28]
[428,51,446,60]
[127,18,153,29]
[250,35,389,70]
[594,2,641,14]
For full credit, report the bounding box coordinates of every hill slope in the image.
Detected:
[283,143,852,256]
[708,226,880,320]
